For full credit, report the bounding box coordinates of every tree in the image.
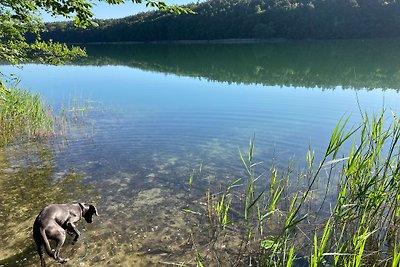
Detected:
[0,0,193,65]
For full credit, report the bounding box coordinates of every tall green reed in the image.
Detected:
[185,111,400,266]
[0,83,53,146]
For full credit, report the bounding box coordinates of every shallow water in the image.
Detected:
[1,40,400,266]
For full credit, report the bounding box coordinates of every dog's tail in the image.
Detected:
[33,217,54,258]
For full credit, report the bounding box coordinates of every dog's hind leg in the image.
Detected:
[53,230,68,264]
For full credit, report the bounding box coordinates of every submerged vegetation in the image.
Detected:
[0,82,54,146]
[185,112,400,266]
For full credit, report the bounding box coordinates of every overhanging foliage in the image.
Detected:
[0,0,192,65]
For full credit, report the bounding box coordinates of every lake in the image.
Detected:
[1,40,400,266]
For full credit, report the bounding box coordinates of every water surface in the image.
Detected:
[1,40,400,266]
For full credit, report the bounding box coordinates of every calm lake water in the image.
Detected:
[1,40,400,266]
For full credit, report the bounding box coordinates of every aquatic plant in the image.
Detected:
[0,79,98,146]
[0,83,54,146]
[185,111,400,266]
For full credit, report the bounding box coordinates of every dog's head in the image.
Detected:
[79,203,99,223]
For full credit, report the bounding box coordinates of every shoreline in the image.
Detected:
[71,38,290,45]
[68,37,398,46]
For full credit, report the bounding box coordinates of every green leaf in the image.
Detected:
[260,239,275,249]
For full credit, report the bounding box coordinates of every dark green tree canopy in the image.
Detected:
[42,0,400,43]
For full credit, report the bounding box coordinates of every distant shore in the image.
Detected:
[72,38,290,45]
[68,37,398,46]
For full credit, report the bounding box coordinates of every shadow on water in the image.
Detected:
[0,246,36,267]
[0,140,221,266]
[0,94,261,266]
[0,142,96,266]
[78,39,400,90]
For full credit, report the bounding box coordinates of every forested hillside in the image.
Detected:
[43,0,400,42]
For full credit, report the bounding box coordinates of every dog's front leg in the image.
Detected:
[66,222,80,244]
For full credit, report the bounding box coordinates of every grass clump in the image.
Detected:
[185,111,400,267]
[0,82,53,146]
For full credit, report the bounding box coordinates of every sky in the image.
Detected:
[42,0,200,22]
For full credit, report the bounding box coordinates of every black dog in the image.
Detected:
[32,203,98,266]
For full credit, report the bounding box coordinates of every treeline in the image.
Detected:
[42,0,400,42]
[76,40,400,90]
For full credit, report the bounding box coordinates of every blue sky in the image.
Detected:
[42,0,200,22]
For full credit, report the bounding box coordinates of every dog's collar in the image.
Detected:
[78,203,85,216]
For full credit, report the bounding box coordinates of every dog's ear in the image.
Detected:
[82,204,98,223]
[79,203,86,212]
[89,204,99,216]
